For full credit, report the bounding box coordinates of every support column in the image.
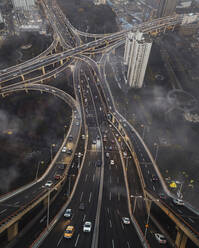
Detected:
[175,227,188,248]
[21,74,25,81]
[7,222,18,241]
[41,66,45,75]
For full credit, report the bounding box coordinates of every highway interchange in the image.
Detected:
[0,0,199,247]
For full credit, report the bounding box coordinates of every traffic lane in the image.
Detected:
[99,139,142,247]
[40,145,102,247]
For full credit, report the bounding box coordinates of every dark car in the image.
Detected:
[58,164,65,170]
[152,175,159,181]
[79,202,85,210]
[159,193,166,199]
[68,135,73,141]
[96,160,101,167]
[66,149,73,155]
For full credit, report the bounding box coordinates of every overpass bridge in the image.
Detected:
[0,83,82,243]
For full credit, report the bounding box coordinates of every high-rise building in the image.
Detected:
[12,0,36,11]
[95,0,106,5]
[157,0,178,17]
[124,31,152,88]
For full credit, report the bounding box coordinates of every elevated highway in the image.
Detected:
[0,84,81,242]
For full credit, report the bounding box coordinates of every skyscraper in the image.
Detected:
[157,0,178,17]
[124,31,152,88]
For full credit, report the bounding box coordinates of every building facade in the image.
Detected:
[124,31,152,88]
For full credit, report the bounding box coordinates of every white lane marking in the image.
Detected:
[89,192,92,203]
[109,192,112,201]
[188,218,194,223]
[57,234,63,247]
[107,208,110,214]
[40,215,46,223]
[118,192,120,201]
[93,174,95,182]
[117,209,120,215]
[110,219,112,228]
[117,177,119,183]
[0,209,7,214]
[140,153,143,157]
[143,158,145,161]
[112,239,114,248]
[88,162,91,166]
[153,185,155,191]
[80,192,83,201]
[83,214,86,222]
[148,170,150,174]
[109,165,111,170]
[14,201,20,205]
[177,209,183,214]
[75,234,80,247]
[85,174,88,182]
[121,222,124,230]
[110,176,112,184]
[127,241,130,248]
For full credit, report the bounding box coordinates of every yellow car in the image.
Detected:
[64,226,75,239]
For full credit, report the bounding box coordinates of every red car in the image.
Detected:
[54,174,62,180]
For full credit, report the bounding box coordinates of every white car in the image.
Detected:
[64,208,72,218]
[110,160,114,165]
[122,217,130,224]
[62,147,67,152]
[83,221,92,232]
[154,233,167,244]
[45,180,53,187]
[123,151,127,157]
[106,152,110,158]
[173,198,184,206]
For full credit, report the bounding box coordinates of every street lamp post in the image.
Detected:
[131,195,143,214]
[154,143,159,162]
[126,156,132,170]
[64,125,67,139]
[47,188,50,230]
[35,160,44,181]
[50,144,56,161]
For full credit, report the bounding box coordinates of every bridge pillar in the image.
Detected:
[7,222,18,241]
[175,227,188,248]
[21,74,25,81]
[41,66,45,75]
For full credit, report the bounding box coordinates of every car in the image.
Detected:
[58,164,65,170]
[54,173,62,180]
[66,149,73,155]
[78,152,82,158]
[62,146,67,152]
[109,146,112,151]
[154,233,167,244]
[68,135,73,141]
[76,121,79,126]
[83,221,92,232]
[45,180,53,187]
[152,175,159,181]
[97,135,100,140]
[123,151,127,157]
[92,140,97,145]
[96,160,101,167]
[106,152,110,158]
[122,217,130,224]
[173,198,184,206]
[159,193,166,199]
[110,160,114,165]
[79,202,85,210]
[82,134,85,139]
[64,226,75,239]
[64,208,72,218]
